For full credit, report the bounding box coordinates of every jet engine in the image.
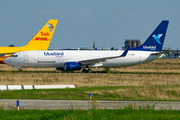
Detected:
[64,62,82,70]
[56,62,82,71]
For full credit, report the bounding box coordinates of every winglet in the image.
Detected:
[120,46,130,57]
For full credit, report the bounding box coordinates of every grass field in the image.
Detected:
[0,59,180,119]
[0,59,180,87]
[0,72,180,87]
[0,108,179,120]
[0,86,179,100]
[0,59,179,100]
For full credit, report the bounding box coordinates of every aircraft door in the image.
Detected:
[24,53,28,61]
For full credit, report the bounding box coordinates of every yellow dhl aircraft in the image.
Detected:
[0,19,58,64]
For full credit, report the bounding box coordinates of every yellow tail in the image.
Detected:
[21,19,58,50]
[0,19,58,64]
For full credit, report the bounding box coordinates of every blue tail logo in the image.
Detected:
[152,34,163,45]
[130,20,169,52]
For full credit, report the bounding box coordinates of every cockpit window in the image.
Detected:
[11,55,18,57]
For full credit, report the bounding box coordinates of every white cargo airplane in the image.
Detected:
[4,20,169,73]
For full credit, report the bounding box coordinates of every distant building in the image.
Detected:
[123,39,141,50]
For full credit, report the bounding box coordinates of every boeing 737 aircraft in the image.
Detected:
[4,20,169,73]
[0,19,58,64]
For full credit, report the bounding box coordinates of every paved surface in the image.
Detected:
[0,99,180,110]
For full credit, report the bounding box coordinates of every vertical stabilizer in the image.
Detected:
[130,20,169,51]
[22,19,58,50]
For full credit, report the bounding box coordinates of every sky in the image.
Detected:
[0,0,180,50]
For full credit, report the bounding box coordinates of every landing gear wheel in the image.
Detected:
[82,68,92,73]
[19,69,23,72]
[88,69,92,73]
[82,68,87,73]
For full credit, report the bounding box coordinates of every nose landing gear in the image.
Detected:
[13,66,23,72]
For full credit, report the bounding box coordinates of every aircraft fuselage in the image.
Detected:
[4,50,160,68]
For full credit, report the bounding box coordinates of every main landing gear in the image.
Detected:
[13,66,22,72]
[88,68,92,73]
[82,68,92,73]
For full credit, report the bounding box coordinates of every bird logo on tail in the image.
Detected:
[152,34,163,44]
[47,23,54,32]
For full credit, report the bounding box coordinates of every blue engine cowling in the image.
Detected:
[64,62,82,70]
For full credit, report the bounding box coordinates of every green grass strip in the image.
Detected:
[0,108,179,120]
[0,86,179,101]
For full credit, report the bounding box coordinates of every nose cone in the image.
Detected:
[3,58,11,64]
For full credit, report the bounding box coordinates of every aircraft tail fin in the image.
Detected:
[130,20,169,52]
[22,19,58,50]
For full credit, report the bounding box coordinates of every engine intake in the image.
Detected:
[64,62,82,70]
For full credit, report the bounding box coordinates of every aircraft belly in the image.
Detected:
[103,56,142,67]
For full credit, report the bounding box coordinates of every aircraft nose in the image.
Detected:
[3,58,11,64]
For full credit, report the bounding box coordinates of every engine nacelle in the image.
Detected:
[64,62,82,70]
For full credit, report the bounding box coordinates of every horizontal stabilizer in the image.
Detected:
[151,50,174,56]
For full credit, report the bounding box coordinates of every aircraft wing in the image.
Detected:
[79,46,130,65]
